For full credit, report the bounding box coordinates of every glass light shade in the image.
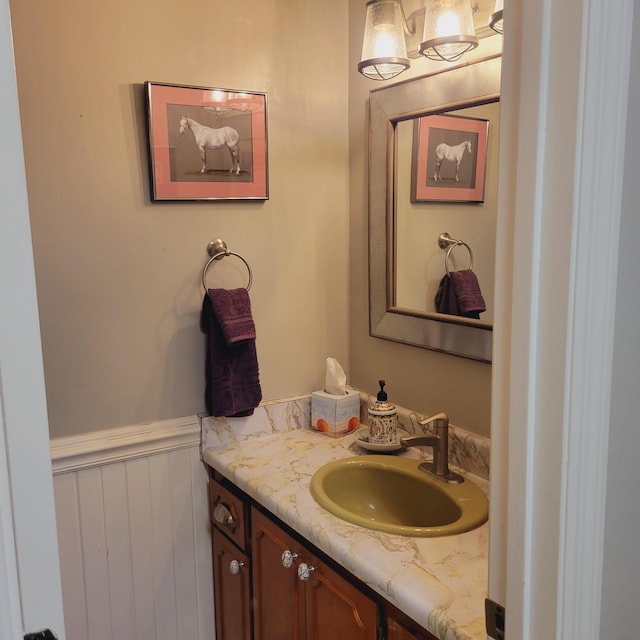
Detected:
[358,0,410,81]
[488,0,503,34]
[419,0,479,62]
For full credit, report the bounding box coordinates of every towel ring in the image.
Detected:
[201,239,253,292]
[445,241,474,276]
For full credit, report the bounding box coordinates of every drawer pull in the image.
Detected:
[281,550,299,569]
[213,503,236,527]
[229,559,245,575]
[297,562,315,582]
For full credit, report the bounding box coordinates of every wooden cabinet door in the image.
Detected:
[303,551,378,640]
[212,527,251,640]
[252,507,306,640]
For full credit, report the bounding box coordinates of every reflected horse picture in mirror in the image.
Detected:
[411,112,490,204]
[368,55,501,362]
[434,139,472,183]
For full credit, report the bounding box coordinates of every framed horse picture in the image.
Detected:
[410,113,488,203]
[145,82,268,201]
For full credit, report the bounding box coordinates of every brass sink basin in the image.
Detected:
[310,456,488,537]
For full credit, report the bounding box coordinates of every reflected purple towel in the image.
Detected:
[450,269,486,316]
[435,270,486,319]
[435,274,461,316]
[201,289,262,418]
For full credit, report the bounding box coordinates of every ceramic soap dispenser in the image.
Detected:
[368,380,398,444]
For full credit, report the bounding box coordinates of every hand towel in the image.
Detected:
[201,289,262,418]
[450,269,486,318]
[208,287,256,344]
[435,270,486,319]
[435,274,461,316]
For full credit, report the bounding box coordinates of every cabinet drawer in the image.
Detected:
[209,477,248,551]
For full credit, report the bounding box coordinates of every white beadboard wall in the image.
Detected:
[51,416,215,640]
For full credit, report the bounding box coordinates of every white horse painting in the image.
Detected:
[179,116,241,175]
[433,140,472,182]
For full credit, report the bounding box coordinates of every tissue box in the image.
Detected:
[311,389,361,438]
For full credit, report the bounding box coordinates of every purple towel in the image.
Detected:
[207,288,256,344]
[435,274,461,316]
[201,289,262,418]
[435,270,486,319]
[450,269,486,315]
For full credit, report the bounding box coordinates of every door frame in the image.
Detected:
[0,0,66,634]
[490,0,636,637]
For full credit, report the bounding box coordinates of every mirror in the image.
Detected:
[394,100,499,322]
[368,55,501,362]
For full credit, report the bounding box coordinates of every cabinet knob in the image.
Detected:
[281,550,300,569]
[297,562,315,582]
[229,559,245,575]
[213,503,236,527]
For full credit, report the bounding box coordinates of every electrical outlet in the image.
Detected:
[485,598,505,639]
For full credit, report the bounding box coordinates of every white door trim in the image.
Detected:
[0,398,23,640]
[0,0,66,634]
[490,0,635,637]
[555,2,634,637]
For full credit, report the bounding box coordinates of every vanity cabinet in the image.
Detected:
[209,469,437,640]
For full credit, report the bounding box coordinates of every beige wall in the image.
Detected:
[348,0,498,437]
[11,0,496,440]
[10,0,350,437]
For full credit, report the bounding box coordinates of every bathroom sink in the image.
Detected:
[309,456,488,537]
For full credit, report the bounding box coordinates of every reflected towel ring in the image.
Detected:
[201,239,253,292]
[445,241,473,276]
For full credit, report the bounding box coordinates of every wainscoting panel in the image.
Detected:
[52,418,214,640]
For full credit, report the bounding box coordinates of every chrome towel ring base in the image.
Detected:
[202,239,253,292]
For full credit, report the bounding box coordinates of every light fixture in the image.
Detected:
[418,0,478,62]
[488,0,503,34]
[358,0,411,81]
[358,0,481,80]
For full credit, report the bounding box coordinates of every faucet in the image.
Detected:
[400,412,464,484]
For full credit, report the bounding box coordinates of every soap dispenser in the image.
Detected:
[368,380,398,444]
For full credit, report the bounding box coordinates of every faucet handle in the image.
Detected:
[419,412,448,429]
[410,411,449,433]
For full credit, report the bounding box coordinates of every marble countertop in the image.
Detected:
[202,422,488,640]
